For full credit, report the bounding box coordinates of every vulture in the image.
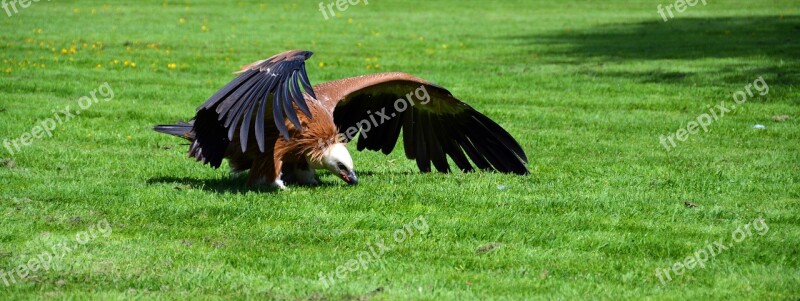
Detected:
[154,50,528,188]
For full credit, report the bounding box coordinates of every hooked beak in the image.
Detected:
[340,170,358,185]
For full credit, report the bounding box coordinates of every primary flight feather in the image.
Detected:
[155,50,528,188]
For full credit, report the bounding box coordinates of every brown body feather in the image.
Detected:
[225,96,338,186]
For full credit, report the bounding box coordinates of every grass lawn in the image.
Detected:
[1,0,799,299]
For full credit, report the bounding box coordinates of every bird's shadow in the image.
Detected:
[147,176,283,194]
[146,170,416,194]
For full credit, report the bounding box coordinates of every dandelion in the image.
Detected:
[201,25,208,32]
[113,59,119,65]
[318,61,325,68]
[130,62,137,68]
[60,48,68,54]
[179,17,186,24]
[167,63,177,69]
[96,64,102,69]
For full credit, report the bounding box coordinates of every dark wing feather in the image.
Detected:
[322,72,528,175]
[189,50,317,166]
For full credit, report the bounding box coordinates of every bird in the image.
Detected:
[154,50,528,189]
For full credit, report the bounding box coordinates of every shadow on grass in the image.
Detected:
[147,170,415,193]
[147,176,284,194]
[508,16,799,85]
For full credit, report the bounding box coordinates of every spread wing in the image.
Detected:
[316,72,528,175]
[191,50,316,168]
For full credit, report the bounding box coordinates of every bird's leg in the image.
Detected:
[247,156,285,189]
[227,153,252,179]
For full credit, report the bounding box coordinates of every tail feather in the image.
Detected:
[154,121,195,140]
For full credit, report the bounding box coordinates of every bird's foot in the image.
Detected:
[270,179,287,190]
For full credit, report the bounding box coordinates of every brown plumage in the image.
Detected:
[155,50,528,188]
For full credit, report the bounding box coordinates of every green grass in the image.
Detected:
[1,0,799,299]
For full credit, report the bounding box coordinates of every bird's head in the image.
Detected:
[308,143,357,185]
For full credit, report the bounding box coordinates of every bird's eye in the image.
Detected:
[337,162,346,170]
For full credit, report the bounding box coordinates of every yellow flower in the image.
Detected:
[130,62,137,68]
[167,63,177,69]
[3,68,11,73]
[96,64,102,68]
[318,62,325,68]
[179,17,186,24]
[61,48,68,54]
[201,25,208,32]
[113,59,119,64]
